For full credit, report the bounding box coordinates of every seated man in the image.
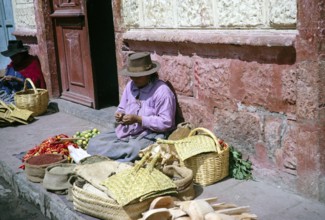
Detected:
[0,40,46,103]
[87,52,176,162]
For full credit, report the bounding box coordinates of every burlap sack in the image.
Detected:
[43,163,76,193]
[74,158,131,196]
[168,122,194,141]
[162,165,195,201]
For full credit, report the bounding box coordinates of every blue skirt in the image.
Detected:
[87,130,166,162]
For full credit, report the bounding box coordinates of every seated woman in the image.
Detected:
[0,40,46,103]
[87,52,176,162]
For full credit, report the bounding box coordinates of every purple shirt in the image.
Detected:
[115,79,176,139]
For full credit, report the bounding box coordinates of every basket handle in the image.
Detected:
[188,127,222,154]
[133,151,151,172]
[147,152,161,172]
[23,78,38,94]
[0,100,12,112]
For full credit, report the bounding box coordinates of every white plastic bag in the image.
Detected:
[68,145,91,163]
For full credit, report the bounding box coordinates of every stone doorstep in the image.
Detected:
[49,98,117,130]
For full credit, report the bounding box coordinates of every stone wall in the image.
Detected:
[11,0,59,97]
[121,0,296,29]
[113,0,325,202]
[12,0,35,30]
[11,0,38,53]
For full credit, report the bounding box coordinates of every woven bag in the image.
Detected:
[14,78,49,116]
[157,127,229,186]
[72,182,153,220]
[101,153,177,206]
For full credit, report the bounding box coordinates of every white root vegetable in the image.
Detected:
[187,200,214,220]
[211,203,238,210]
[142,208,171,220]
[204,212,222,220]
[168,207,187,219]
[215,206,250,215]
[149,196,175,210]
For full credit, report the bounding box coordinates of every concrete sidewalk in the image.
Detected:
[0,99,324,220]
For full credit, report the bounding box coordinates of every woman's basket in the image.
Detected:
[14,78,48,116]
[157,127,229,186]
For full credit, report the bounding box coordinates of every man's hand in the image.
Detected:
[121,114,142,125]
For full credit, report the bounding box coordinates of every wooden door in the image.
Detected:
[51,0,96,108]
[0,0,15,70]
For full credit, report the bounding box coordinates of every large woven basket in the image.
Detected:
[158,127,229,186]
[14,78,48,116]
[72,182,153,220]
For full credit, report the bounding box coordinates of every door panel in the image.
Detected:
[50,0,119,108]
[51,0,96,108]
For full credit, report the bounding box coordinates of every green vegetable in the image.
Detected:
[73,128,100,150]
[229,146,253,180]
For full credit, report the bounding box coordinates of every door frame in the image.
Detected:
[0,0,15,70]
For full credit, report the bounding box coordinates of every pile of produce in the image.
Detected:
[26,154,66,166]
[20,134,78,169]
[20,128,101,169]
[72,128,100,149]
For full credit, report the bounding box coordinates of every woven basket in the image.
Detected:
[102,153,177,206]
[158,127,229,186]
[14,78,49,116]
[72,182,153,220]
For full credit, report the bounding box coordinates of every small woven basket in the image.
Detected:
[14,78,49,116]
[158,127,229,186]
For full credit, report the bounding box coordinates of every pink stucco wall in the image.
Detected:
[113,0,325,202]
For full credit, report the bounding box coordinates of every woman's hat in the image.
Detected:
[120,52,160,77]
[1,40,30,57]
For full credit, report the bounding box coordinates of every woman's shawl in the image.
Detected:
[0,67,25,94]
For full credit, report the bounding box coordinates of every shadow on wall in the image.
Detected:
[165,80,185,125]
[124,41,296,65]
